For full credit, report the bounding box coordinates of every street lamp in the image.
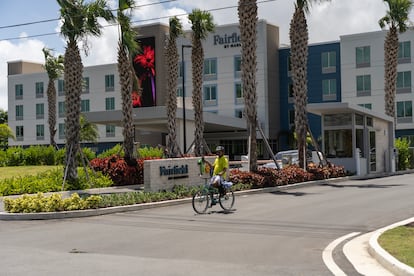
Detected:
[181,44,192,153]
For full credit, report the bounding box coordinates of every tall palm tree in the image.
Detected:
[42,47,64,148]
[379,0,413,120]
[57,0,114,184]
[117,0,139,162]
[165,16,183,157]
[289,0,330,169]
[188,9,215,157]
[238,0,258,172]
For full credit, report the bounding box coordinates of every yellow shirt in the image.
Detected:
[213,155,228,179]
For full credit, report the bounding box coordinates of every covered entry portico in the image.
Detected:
[307,102,395,176]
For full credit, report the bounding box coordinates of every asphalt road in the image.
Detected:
[1,173,413,276]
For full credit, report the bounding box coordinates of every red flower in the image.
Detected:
[134,46,155,76]
[132,91,142,107]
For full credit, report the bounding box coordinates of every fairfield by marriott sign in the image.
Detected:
[213,32,241,49]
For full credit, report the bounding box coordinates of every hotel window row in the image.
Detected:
[13,125,45,141]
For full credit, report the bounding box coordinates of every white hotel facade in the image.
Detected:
[7,21,280,159]
[7,21,414,160]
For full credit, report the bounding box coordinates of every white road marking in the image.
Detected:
[322,232,360,276]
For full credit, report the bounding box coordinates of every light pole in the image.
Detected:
[181,44,191,153]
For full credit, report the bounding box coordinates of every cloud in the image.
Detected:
[0,37,46,111]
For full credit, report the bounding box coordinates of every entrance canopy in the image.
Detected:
[307,102,394,175]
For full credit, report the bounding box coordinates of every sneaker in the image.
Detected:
[210,199,217,206]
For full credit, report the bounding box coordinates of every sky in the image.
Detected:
[0,0,403,112]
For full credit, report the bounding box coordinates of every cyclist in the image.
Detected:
[203,145,228,205]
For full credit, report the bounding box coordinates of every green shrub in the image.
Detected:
[3,192,103,213]
[396,137,411,170]
[0,168,113,196]
[97,144,124,158]
[138,146,164,158]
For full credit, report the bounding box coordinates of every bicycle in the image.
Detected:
[192,175,235,214]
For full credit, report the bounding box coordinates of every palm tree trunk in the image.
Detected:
[47,80,57,148]
[384,26,399,120]
[191,39,204,156]
[290,6,309,169]
[165,36,180,157]
[238,0,258,172]
[118,41,135,161]
[64,40,83,183]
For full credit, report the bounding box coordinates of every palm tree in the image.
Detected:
[238,0,258,172]
[80,114,99,143]
[42,48,64,148]
[379,0,413,119]
[289,0,330,169]
[57,0,114,184]
[116,0,139,162]
[188,9,215,157]
[165,16,183,157]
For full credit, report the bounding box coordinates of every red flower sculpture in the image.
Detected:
[134,46,156,105]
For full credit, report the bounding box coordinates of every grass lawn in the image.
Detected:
[378,224,414,267]
[0,166,61,180]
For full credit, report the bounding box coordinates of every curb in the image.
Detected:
[368,217,414,276]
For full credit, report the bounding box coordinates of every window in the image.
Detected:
[356,46,370,67]
[398,41,411,63]
[324,113,352,127]
[58,123,65,139]
[287,56,292,76]
[105,74,115,91]
[203,85,217,106]
[322,51,336,73]
[203,58,217,81]
[15,84,23,99]
[235,109,244,118]
[16,126,24,141]
[105,97,115,110]
[235,83,243,104]
[15,105,23,120]
[356,75,371,96]
[36,103,44,119]
[178,61,184,79]
[324,129,353,158]
[58,101,65,118]
[288,83,294,98]
[176,86,183,97]
[35,82,44,98]
[358,103,372,110]
[397,100,413,123]
[106,125,116,137]
[288,109,295,127]
[322,79,337,101]
[397,71,411,93]
[82,77,90,94]
[81,99,90,112]
[234,55,242,78]
[36,124,45,140]
[58,79,65,96]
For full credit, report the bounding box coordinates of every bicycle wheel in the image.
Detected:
[192,190,210,214]
[219,190,234,211]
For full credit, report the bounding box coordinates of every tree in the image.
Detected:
[289,0,330,169]
[116,0,139,162]
[0,124,14,150]
[238,0,258,172]
[57,0,114,184]
[80,115,99,143]
[0,109,7,124]
[379,0,413,120]
[42,47,64,148]
[165,16,183,157]
[188,9,215,157]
